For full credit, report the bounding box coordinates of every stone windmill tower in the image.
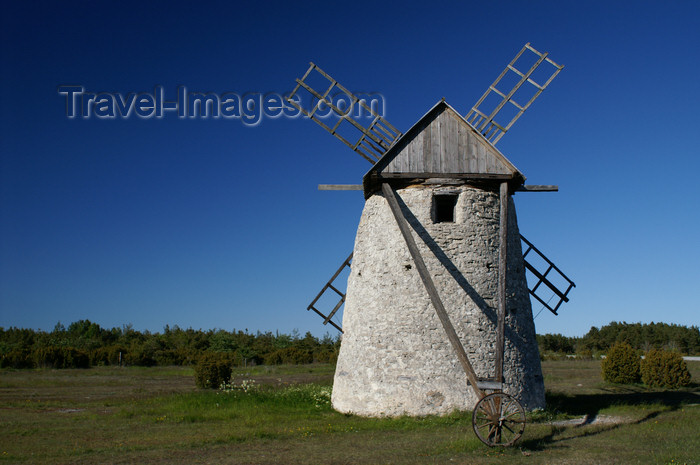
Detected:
[287,44,575,446]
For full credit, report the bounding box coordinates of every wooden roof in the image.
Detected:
[363,100,525,197]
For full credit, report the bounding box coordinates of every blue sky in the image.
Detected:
[1,0,699,338]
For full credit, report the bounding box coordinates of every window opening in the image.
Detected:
[434,194,458,223]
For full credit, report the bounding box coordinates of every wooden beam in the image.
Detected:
[495,182,508,385]
[516,185,558,192]
[522,261,570,303]
[306,253,353,333]
[318,184,363,191]
[381,183,485,399]
[378,172,515,180]
[307,305,343,333]
[476,380,503,390]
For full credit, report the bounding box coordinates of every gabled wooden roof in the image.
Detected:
[363,100,525,197]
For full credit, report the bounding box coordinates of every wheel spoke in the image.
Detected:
[503,410,521,419]
[476,421,493,430]
[487,424,497,438]
[472,393,525,447]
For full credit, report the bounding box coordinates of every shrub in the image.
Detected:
[313,348,338,364]
[601,341,640,384]
[90,345,127,366]
[539,351,567,361]
[154,348,196,366]
[641,349,691,388]
[194,353,232,389]
[124,347,156,367]
[33,346,89,369]
[263,350,284,365]
[0,349,33,368]
[263,347,313,365]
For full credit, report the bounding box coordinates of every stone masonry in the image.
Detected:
[331,184,545,416]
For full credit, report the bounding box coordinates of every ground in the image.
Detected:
[0,360,698,464]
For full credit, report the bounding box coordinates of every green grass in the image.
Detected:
[0,361,698,464]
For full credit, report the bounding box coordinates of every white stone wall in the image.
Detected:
[332,184,544,416]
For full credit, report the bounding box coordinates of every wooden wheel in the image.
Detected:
[472,392,526,447]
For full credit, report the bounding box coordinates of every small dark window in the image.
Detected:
[434,194,458,223]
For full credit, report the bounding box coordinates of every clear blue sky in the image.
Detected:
[1,0,699,338]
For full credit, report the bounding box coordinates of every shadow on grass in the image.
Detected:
[520,388,699,451]
[546,388,699,417]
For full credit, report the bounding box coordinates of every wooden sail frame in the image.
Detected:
[286,63,402,164]
[466,43,563,145]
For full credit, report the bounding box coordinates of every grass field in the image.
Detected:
[1,361,698,464]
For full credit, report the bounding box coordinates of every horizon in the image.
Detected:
[3,318,697,340]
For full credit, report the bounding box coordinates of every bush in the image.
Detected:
[264,347,313,365]
[539,351,568,361]
[313,348,338,364]
[154,348,197,366]
[90,345,126,366]
[0,349,33,368]
[124,347,156,367]
[194,353,232,389]
[33,346,90,369]
[641,349,691,388]
[601,341,640,384]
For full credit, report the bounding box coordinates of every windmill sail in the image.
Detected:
[466,43,563,145]
[521,235,575,315]
[287,63,402,164]
[306,253,352,332]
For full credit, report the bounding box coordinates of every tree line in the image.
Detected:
[537,321,700,356]
[1,320,698,369]
[0,320,340,369]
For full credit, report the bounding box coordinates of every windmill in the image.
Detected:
[287,43,575,447]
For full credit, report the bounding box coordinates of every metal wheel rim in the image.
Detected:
[472,392,526,447]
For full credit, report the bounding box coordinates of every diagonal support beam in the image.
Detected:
[381,183,485,399]
[495,182,508,383]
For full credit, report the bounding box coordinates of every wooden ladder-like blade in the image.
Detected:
[466,43,563,145]
[287,63,403,164]
[306,253,353,332]
[521,235,575,315]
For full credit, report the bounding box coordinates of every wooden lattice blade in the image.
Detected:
[287,63,402,164]
[466,43,563,145]
[521,235,575,315]
[305,252,352,332]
